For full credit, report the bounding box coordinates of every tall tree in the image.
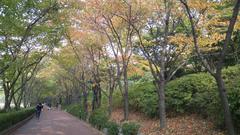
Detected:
[180,0,240,134]
[123,0,191,128]
[0,0,64,110]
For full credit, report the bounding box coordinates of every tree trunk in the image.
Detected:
[97,85,101,108]
[4,94,11,111]
[3,80,11,111]
[92,85,97,111]
[157,80,167,129]
[16,96,22,110]
[13,96,18,110]
[4,90,14,111]
[123,67,129,121]
[215,74,235,135]
[83,90,88,115]
[108,89,113,117]
[69,94,72,104]
[23,90,27,108]
[15,87,24,110]
[107,66,115,117]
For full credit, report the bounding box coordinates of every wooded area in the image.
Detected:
[1,0,240,135]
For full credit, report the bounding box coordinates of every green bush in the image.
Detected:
[165,73,217,114]
[79,109,88,121]
[223,66,240,129]
[164,73,225,126]
[127,65,240,129]
[165,69,240,128]
[65,104,87,121]
[122,122,140,135]
[89,108,108,130]
[106,121,119,135]
[112,90,123,109]
[128,81,158,118]
[0,108,35,132]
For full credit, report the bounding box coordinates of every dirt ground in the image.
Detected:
[111,108,225,135]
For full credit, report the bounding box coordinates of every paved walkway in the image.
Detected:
[12,109,101,135]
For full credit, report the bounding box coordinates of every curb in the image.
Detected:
[0,114,34,135]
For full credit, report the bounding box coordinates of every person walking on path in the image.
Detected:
[36,103,43,120]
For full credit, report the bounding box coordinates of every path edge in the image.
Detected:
[0,114,34,135]
[63,111,104,135]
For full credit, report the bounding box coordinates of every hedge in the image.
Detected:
[0,108,35,132]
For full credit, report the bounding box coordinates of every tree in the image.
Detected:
[0,0,64,111]
[122,0,191,128]
[82,0,152,120]
[180,0,240,134]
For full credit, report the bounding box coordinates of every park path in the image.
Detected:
[12,108,102,135]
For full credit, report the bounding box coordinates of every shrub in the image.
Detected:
[228,87,240,129]
[164,66,240,128]
[128,72,157,117]
[129,81,158,118]
[65,104,87,121]
[164,73,224,126]
[78,108,88,121]
[106,121,119,135]
[65,104,79,116]
[122,122,140,135]
[89,108,108,130]
[112,90,123,109]
[165,73,216,114]
[223,66,240,129]
[127,65,240,129]
[114,72,157,116]
[0,108,35,132]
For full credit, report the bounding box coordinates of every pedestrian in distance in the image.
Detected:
[36,102,43,120]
